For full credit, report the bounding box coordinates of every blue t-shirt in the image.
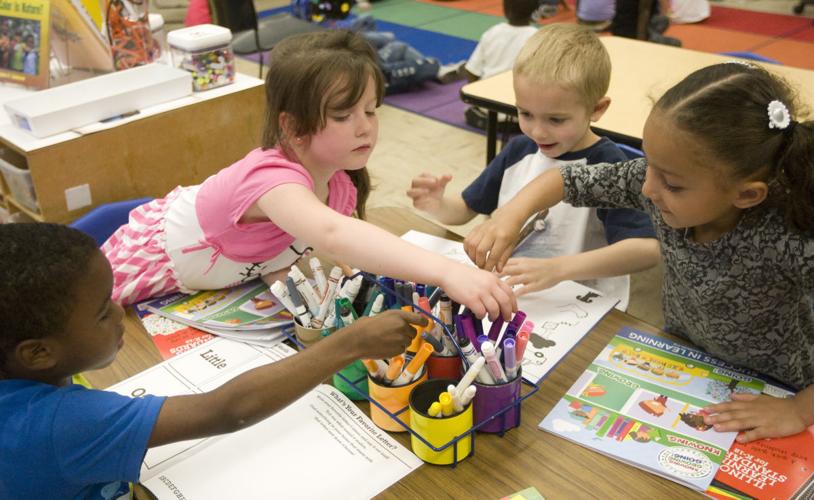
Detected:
[462,135,656,245]
[0,379,165,499]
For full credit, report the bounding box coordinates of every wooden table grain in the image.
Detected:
[85,206,703,499]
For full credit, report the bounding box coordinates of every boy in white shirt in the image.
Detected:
[409,24,660,310]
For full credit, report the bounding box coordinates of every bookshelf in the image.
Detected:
[0,74,265,223]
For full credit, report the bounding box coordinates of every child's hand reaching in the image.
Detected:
[464,210,526,272]
[441,262,517,320]
[500,257,565,296]
[704,393,809,443]
[406,173,452,215]
[337,310,428,360]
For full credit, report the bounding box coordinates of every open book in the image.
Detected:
[401,230,619,384]
[108,338,422,498]
[539,327,767,491]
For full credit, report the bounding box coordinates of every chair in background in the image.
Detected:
[207,0,324,78]
[792,0,812,14]
[69,197,153,246]
[719,51,781,65]
[617,143,644,160]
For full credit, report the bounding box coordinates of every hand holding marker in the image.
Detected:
[270,261,443,388]
[271,261,529,404]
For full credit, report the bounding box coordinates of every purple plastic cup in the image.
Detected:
[472,368,522,433]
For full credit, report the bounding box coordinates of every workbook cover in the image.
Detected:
[539,327,766,491]
[0,0,49,89]
[134,306,215,360]
[707,428,814,500]
[143,280,293,331]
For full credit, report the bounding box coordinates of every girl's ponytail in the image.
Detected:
[775,120,814,231]
[346,168,370,220]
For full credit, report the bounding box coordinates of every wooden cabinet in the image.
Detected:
[0,75,265,223]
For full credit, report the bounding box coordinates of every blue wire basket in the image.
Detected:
[283,271,540,467]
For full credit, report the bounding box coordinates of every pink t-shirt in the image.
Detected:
[184,0,212,26]
[195,147,357,262]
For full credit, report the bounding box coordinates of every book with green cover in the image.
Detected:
[539,327,766,491]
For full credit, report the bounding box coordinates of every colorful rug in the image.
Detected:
[252,1,813,132]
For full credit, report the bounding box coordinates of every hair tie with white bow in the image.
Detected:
[767,100,793,130]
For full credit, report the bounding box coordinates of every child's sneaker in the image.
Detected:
[532,4,559,20]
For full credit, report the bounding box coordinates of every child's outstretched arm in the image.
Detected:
[256,184,516,319]
[406,172,476,225]
[703,386,814,443]
[501,238,661,296]
[148,310,425,447]
[465,168,565,272]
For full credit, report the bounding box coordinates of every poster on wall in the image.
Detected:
[0,0,49,89]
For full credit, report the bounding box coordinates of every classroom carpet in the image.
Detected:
[255,0,813,131]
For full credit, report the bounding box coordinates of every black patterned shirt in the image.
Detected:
[560,158,814,389]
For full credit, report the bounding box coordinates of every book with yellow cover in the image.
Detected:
[78,0,103,30]
[0,0,50,89]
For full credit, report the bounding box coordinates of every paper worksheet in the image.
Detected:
[401,230,619,384]
[108,338,422,498]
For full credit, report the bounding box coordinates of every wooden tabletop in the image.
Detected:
[461,36,814,144]
[85,206,703,499]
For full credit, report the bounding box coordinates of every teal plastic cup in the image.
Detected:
[333,360,369,400]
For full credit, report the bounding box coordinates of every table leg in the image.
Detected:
[486,110,498,164]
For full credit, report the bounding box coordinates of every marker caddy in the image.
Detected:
[279,272,540,467]
[271,263,369,400]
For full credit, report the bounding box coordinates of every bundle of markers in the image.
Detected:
[269,257,367,330]
[360,279,463,387]
[452,308,531,386]
[269,261,530,399]
[417,309,531,419]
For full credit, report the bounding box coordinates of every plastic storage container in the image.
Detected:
[167,24,235,91]
[148,13,167,64]
[0,157,38,213]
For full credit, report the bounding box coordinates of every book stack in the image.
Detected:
[137,279,293,352]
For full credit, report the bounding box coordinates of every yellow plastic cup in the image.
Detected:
[368,367,427,432]
[409,378,473,465]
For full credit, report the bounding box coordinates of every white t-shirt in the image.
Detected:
[498,152,630,310]
[164,186,309,290]
[670,0,710,24]
[465,23,539,80]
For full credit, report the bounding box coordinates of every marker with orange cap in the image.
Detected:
[393,343,433,385]
[383,356,404,385]
[362,359,387,381]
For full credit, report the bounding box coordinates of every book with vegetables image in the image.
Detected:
[539,327,766,491]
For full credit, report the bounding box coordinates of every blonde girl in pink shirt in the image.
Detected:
[103,30,516,320]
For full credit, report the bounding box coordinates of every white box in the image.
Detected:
[3,64,193,138]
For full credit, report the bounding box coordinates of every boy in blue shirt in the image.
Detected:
[408,24,659,309]
[0,223,423,499]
